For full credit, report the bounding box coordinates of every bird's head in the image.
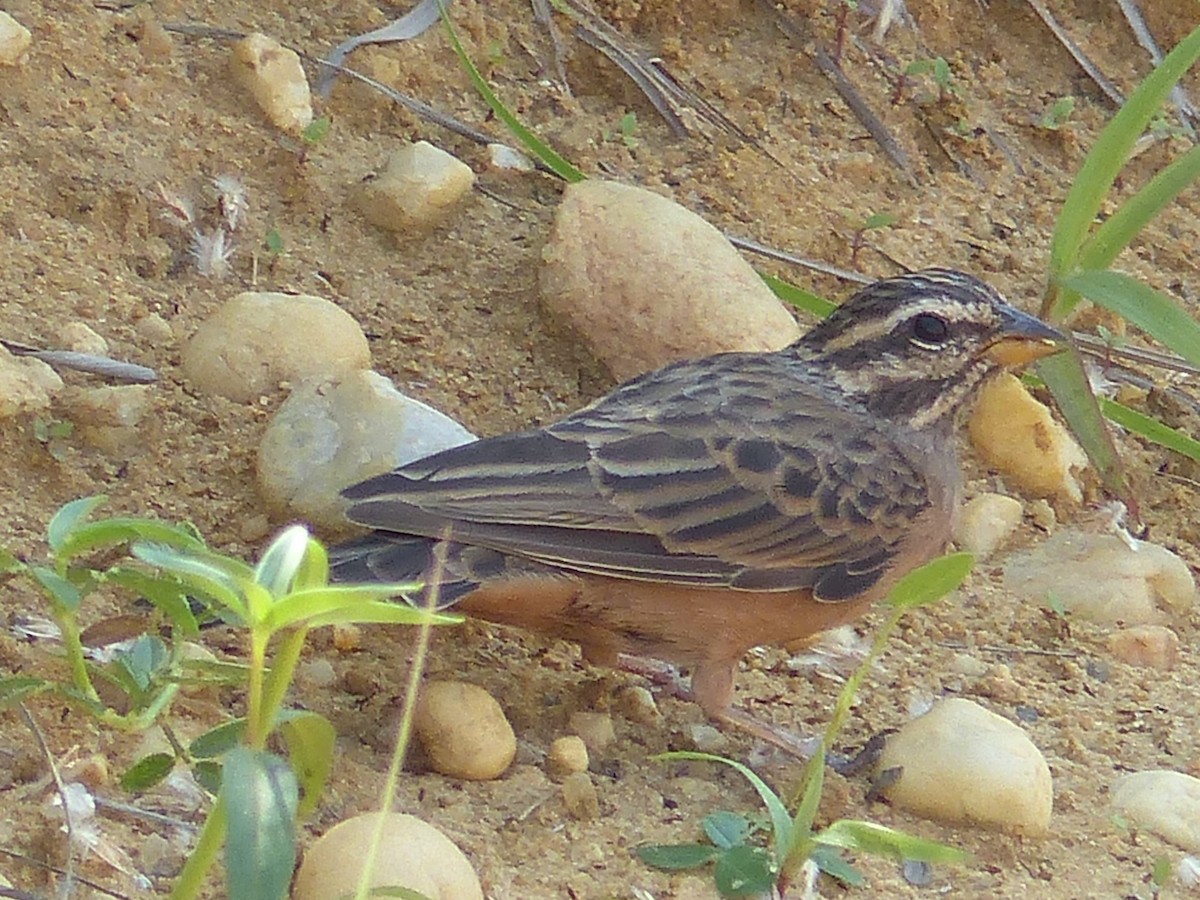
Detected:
[794,268,1065,430]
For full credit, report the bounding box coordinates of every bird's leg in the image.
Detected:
[691,661,821,759]
[615,653,691,700]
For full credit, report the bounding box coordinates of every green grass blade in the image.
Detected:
[761,273,837,318]
[439,2,585,182]
[1037,350,1127,496]
[1046,22,1200,318]
[1063,270,1200,366]
[1078,143,1200,271]
[1101,397,1200,462]
[816,820,966,864]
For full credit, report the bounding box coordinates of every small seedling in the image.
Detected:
[849,211,897,266]
[903,57,961,104]
[639,553,974,896]
[301,116,332,145]
[32,416,74,461]
[1039,96,1077,131]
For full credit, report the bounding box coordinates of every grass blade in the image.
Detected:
[1101,397,1200,462]
[1037,350,1127,497]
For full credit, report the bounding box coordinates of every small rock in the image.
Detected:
[568,711,616,754]
[1179,856,1200,889]
[613,684,662,727]
[540,179,801,381]
[1108,625,1180,670]
[415,681,516,781]
[877,697,1052,834]
[62,385,150,427]
[947,652,988,677]
[135,312,174,345]
[229,32,313,133]
[182,292,370,402]
[1112,770,1200,852]
[954,492,1022,557]
[0,346,63,418]
[354,141,476,232]
[488,143,534,172]
[60,322,109,355]
[682,723,729,754]
[968,373,1087,501]
[237,513,271,543]
[298,658,336,688]
[561,771,600,820]
[293,812,483,900]
[0,12,31,66]
[546,735,589,780]
[256,370,475,526]
[1003,530,1196,625]
[332,623,363,652]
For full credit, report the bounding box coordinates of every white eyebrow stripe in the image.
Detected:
[821,294,988,352]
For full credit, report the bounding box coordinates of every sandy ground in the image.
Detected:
[1,0,1199,896]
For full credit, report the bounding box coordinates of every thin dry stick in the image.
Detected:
[1115,0,1198,132]
[1024,0,1124,107]
[531,0,573,97]
[17,703,78,898]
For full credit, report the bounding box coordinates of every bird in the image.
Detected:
[332,268,1065,751]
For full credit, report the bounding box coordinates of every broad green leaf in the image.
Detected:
[114,634,170,692]
[191,719,247,759]
[47,495,108,552]
[103,565,200,635]
[31,565,83,612]
[131,543,247,616]
[293,537,330,592]
[277,711,336,819]
[704,811,752,850]
[886,552,973,610]
[193,759,222,795]
[655,752,793,858]
[1062,270,1200,366]
[713,845,778,897]
[55,518,206,562]
[761,273,837,318]
[264,587,456,631]
[122,752,176,791]
[810,846,864,885]
[816,819,967,864]
[223,748,298,900]
[637,843,721,870]
[254,525,311,597]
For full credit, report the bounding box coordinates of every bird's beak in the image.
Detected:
[984,306,1066,367]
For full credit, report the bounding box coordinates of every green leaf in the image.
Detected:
[191,719,247,759]
[1100,397,1200,462]
[277,711,336,819]
[255,525,312,597]
[704,811,752,850]
[47,495,108,552]
[293,537,329,592]
[886,552,973,610]
[1047,23,1200,318]
[103,565,200,636]
[713,845,778,897]
[114,634,170,692]
[439,1,585,183]
[131,543,248,618]
[0,676,54,708]
[121,752,176,791]
[301,116,331,145]
[810,846,863,886]
[55,518,206,562]
[0,547,25,575]
[31,565,83,612]
[637,843,721,870]
[193,759,222,795]
[816,819,967,865]
[654,752,793,859]
[761,273,837,318]
[264,586,456,631]
[222,748,299,900]
[1062,269,1200,366]
[791,748,825,838]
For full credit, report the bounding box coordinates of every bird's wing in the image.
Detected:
[343,356,938,600]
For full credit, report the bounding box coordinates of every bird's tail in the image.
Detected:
[328,533,479,608]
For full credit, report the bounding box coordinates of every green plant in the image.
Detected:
[1039,96,1077,131]
[639,553,974,896]
[0,497,455,900]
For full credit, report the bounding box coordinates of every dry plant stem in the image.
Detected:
[0,847,128,900]
[18,703,78,896]
[1024,0,1124,107]
[353,541,447,900]
[1115,0,1198,131]
[531,0,573,96]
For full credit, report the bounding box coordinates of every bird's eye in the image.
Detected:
[910,312,950,346]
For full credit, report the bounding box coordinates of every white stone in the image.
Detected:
[540,179,801,381]
[1112,771,1200,852]
[1003,530,1195,625]
[0,12,31,66]
[181,292,370,402]
[293,812,483,900]
[968,373,1087,501]
[0,347,63,417]
[354,141,476,231]
[257,370,475,527]
[877,698,1052,834]
[488,142,534,172]
[229,33,313,133]
[953,492,1023,557]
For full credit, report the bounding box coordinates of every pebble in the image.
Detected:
[540,179,801,381]
[293,812,483,900]
[1002,530,1196,625]
[60,322,109,355]
[414,681,516,781]
[568,711,617,754]
[682,723,730,754]
[354,141,476,232]
[0,12,31,66]
[181,292,370,402]
[488,142,534,172]
[1108,624,1180,670]
[877,698,1052,834]
[613,684,662,727]
[0,346,63,417]
[298,658,336,688]
[561,771,600,820]
[546,736,590,780]
[968,373,1087,501]
[256,369,475,526]
[953,492,1023,557]
[947,652,988,677]
[228,33,313,133]
[1111,770,1200,852]
[62,385,150,427]
[135,312,174,345]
